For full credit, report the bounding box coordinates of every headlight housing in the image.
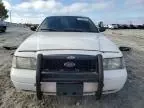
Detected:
[12,56,124,70]
[103,57,124,70]
[12,56,36,70]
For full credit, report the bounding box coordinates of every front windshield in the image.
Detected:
[38,16,99,33]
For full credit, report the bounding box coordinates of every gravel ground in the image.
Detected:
[0,28,144,108]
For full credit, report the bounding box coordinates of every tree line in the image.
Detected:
[0,0,8,20]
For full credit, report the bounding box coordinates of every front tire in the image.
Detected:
[2,30,6,32]
[1,26,6,32]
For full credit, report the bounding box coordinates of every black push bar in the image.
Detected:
[36,54,104,100]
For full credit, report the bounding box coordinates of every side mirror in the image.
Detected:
[99,27,106,32]
[30,26,37,31]
[119,46,131,51]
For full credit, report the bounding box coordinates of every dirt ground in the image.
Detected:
[0,27,144,108]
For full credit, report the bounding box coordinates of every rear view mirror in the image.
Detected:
[30,26,37,31]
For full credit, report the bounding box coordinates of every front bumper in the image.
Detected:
[11,68,127,95]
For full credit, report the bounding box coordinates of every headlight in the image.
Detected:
[103,57,124,70]
[12,56,36,70]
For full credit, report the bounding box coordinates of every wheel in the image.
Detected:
[2,26,6,32]
[96,54,104,100]
[36,54,43,100]
[2,30,5,32]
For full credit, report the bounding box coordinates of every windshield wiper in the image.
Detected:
[40,28,88,32]
[40,28,57,31]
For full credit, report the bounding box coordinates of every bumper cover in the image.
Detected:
[11,68,127,93]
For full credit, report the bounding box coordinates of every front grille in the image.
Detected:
[42,54,97,72]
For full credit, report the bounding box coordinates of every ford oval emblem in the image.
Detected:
[64,62,75,68]
[66,56,75,60]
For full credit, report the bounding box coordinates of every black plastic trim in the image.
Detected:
[96,54,104,100]
[41,72,98,82]
[36,54,43,100]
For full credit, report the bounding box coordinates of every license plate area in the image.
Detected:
[56,82,83,96]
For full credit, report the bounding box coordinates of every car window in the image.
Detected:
[38,16,98,33]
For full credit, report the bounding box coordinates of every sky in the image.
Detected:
[2,0,144,24]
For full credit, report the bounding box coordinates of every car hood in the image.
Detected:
[17,32,120,53]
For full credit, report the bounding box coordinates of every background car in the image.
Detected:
[0,20,7,32]
[108,24,118,29]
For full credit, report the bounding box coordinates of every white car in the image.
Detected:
[11,16,127,100]
[108,24,118,29]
